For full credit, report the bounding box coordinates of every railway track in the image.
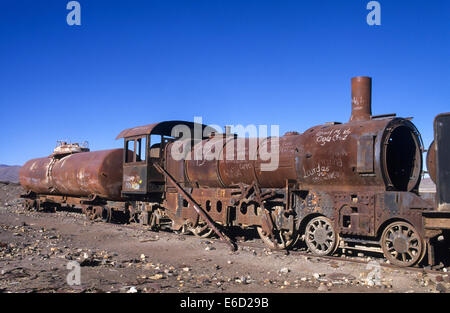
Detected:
[202,233,448,276]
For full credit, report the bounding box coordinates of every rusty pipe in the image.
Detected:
[350,76,372,122]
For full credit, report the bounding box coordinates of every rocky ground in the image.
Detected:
[0,182,449,293]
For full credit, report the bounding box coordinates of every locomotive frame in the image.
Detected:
[20,77,450,268]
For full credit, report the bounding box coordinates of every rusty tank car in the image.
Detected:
[20,77,450,268]
[20,145,124,200]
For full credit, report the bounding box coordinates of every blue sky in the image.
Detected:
[0,0,449,165]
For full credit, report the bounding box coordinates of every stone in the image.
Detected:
[317,284,328,292]
[313,273,322,279]
[436,283,447,293]
[149,274,164,280]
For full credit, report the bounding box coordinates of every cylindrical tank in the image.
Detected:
[184,135,298,188]
[182,118,423,192]
[20,149,124,200]
[294,118,422,192]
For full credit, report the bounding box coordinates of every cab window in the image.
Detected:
[125,139,135,163]
[125,137,147,163]
[150,135,162,158]
[136,137,147,162]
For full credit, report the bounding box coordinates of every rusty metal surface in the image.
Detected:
[19,157,53,194]
[20,149,124,200]
[154,163,237,251]
[183,135,298,189]
[181,117,422,193]
[350,76,372,122]
[295,117,422,192]
[52,142,89,156]
[115,121,217,139]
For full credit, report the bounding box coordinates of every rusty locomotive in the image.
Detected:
[19,77,450,267]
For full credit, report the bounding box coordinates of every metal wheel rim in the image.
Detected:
[305,217,337,256]
[381,221,424,267]
[101,207,112,223]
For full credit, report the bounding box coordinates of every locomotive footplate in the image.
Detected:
[423,213,450,231]
[422,212,450,265]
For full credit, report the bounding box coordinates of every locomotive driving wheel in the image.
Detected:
[255,205,299,250]
[257,227,299,250]
[304,216,339,256]
[189,222,215,238]
[381,221,425,267]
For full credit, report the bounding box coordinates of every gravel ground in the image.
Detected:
[0,182,449,293]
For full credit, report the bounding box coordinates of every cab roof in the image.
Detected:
[115,120,218,140]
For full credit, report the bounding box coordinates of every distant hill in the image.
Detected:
[0,164,21,183]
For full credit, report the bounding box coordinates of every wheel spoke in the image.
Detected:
[408,236,418,244]
[401,253,407,262]
[405,251,413,259]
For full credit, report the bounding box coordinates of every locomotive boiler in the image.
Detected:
[19,77,450,268]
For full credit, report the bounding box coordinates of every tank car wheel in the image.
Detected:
[101,207,112,223]
[257,227,299,250]
[25,200,36,211]
[304,216,338,256]
[381,221,425,267]
[82,206,97,220]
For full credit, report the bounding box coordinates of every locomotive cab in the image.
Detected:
[121,134,155,194]
[116,121,217,197]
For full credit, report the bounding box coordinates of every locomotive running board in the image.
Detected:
[153,163,237,251]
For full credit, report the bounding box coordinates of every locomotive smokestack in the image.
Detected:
[350,76,372,122]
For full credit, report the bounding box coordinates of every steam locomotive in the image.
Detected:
[19,77,450,267]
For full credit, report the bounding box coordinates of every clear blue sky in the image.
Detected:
[0,0,449,165]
